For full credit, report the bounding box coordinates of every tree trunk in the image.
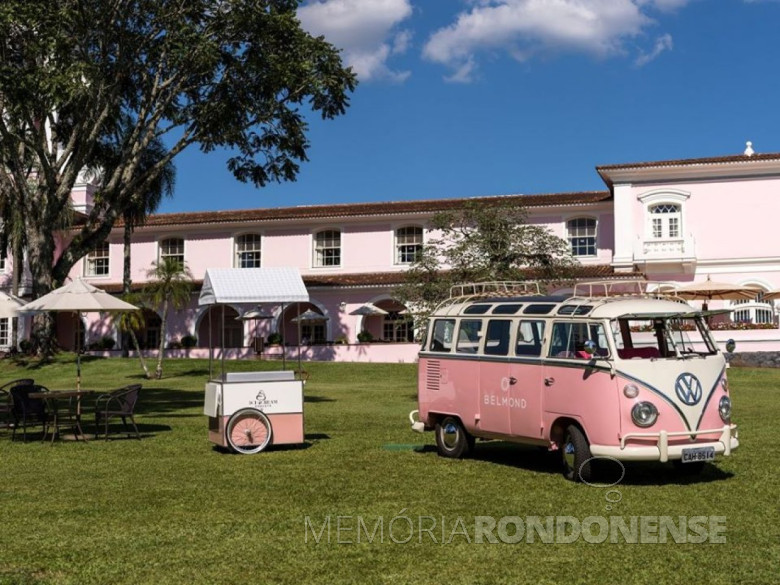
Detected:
[122,222,132,358]
[155,300,169,379]
[26,227,56,357]
[128,327,151,379]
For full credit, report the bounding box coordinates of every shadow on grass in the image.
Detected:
[304,395,336,403]
[415,441,735,485]
[134,387,204,416]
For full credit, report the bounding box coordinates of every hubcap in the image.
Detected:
[563,440,576,469]
[442,422,459,449]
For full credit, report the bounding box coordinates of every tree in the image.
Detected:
[395,201,578,320]
[0,0,356,355]
[144,257,194,379]
[112,292,152,379]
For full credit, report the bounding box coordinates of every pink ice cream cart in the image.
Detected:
[200,268,308,454]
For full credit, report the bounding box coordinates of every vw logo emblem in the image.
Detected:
[675,373,702,406]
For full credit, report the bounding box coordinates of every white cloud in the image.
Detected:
[423,0,683,82]
[634,32,673,66]
[297,0,413,82]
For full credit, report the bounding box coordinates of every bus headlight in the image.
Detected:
[623,384,639,398]
[631,402,658,427]
[719,396,732,422]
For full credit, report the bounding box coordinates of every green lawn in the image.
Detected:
[0,355,778,585]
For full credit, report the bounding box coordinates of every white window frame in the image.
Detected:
[0,317,9,346]
[313,229,341,268]
[638,189,690,242]
[234,233,262,268]
[158,237,185,266]
[565,217,597,258]
[85,241,110,277]
[394,225,424,265]
[730,287,775,325]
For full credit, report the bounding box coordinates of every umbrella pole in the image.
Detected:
[76,311,81,391]
[208,306,213,380]
[297,301,302,377]
[221,304,226,381]
[281,303,286,370]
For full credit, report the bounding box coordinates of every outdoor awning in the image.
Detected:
[198,267,309,306]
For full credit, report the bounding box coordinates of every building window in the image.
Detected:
[566,218,597,257]
[301,323,326,344]
[649,204,681,239]
[383,311,413,342]
[0,255,7,273]
[314,230,341,267]
[0,318,9,346]
[159,237,184,266]
[235,234,262,268]
[395,226,423,264]
[85,241,110,276]
[732,291,775,325]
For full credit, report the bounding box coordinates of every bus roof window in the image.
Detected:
[492,304,523,315]
[558,305,593,316]
[523,304,556,315]
[463,304,491,315]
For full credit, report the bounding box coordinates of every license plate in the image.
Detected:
[681,446,715,463]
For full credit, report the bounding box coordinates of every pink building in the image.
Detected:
[3,146,779,360]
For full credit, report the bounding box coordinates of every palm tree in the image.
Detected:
[112,292,152,378]
[144,258,194,379]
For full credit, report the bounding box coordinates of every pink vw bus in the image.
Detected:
[410,282,739,482]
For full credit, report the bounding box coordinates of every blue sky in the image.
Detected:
[160,0,780,213]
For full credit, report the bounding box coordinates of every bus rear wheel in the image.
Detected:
[562,424,592,482]
[435,416,474,459]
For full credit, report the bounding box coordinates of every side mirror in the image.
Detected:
[583,340,597,356]
[725,339,736,353]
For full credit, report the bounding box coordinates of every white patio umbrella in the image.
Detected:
[348,304,388,316]
[0,291,26,318]
[291,309,328,322]
[20,278,138,388]
[670,276,762,311]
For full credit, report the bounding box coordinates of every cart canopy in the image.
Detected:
[198,268,309,306]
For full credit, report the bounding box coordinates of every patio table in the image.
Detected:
[29,390,95,443]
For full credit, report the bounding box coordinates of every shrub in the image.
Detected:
[100,336,116,350]
[167,339,183,350]
[267,332,283,345]
[18,339,32,354]
[357,330,374,343]
[181,334,198,348]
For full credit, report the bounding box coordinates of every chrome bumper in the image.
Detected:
[590,424,738,462]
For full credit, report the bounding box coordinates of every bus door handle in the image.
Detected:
[544,377,555,387]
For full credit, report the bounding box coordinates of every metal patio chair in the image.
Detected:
[0,378,34,432]
[10,383,50,442]
[94,384,142,440]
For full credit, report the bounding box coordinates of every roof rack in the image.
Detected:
[448,281,541,299]
[571,280,680,299]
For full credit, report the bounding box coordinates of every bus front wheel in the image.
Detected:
[435,416,474,459]
[562,424,592,482]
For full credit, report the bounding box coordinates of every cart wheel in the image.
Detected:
[226,408,272,454]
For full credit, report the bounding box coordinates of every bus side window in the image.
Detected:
[430,319,455,352]
[485,320,511,356]
[456,320,482,354]
[516,320,544,357]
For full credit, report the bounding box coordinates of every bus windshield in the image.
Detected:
[611,315,718,359]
